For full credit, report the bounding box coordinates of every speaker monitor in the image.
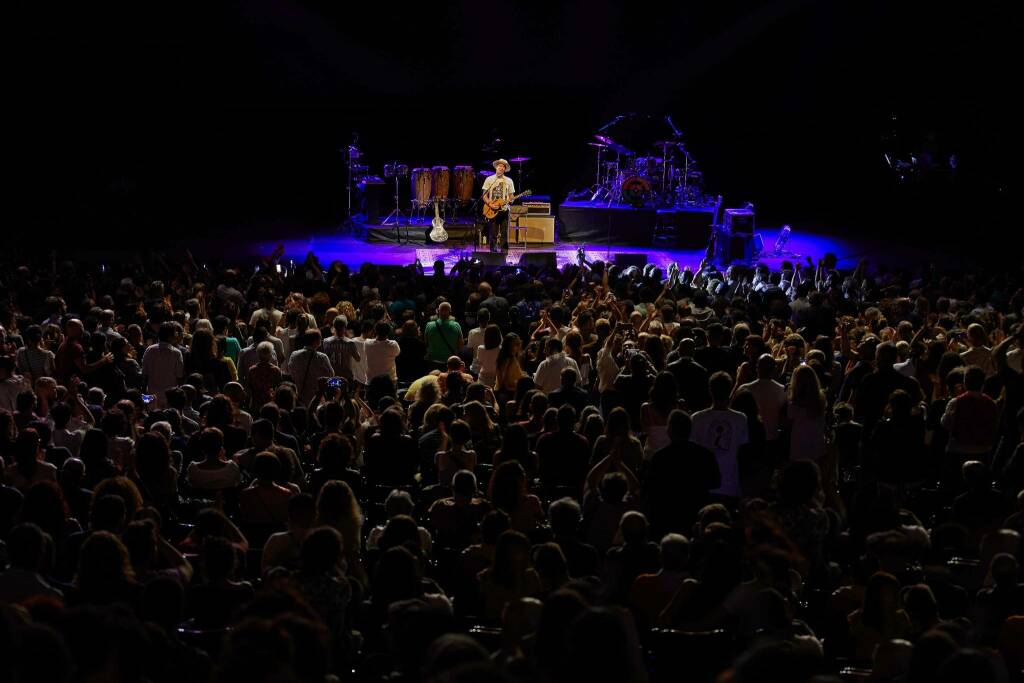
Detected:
[474,252,507,267]
[519,252,557,270]
[613,253,648,269]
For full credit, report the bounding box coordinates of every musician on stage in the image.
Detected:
[482,158,515,253]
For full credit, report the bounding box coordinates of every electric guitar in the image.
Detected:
[482,189,532,219]
[429,199,448,242]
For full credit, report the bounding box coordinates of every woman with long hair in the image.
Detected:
[494,423,538,475]
[477,530,541,620]
[563,330,592,388]
[476,324,503,388]
[591,407,644,473]
[72,530,140,608]
[462,400,500,464]
[494,333,524,398]
[786,364,827,462]
[487,460,543,534]
[131,432,178,517]
[79,428,117,490]
[640,372,684,458]
[847,571,910,660]
[507,375,536,423]
[185,329,231,392]
[3,428,57,492]
[316,479,367,587]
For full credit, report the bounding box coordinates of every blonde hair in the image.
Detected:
[789,365,826,418]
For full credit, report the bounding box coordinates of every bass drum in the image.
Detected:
[620,175,652,207]
[452,165,475,202]
[411,168,433,206]
[431,166,450,200]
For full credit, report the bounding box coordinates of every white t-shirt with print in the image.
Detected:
[690,408,749,498]
[482,174,515,211]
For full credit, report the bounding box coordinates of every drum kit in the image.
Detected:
[586,115,712,209]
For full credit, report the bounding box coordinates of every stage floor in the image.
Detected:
[246,226,895,273]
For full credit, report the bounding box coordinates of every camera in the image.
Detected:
[141,394,156,404]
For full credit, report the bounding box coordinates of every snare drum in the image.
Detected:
[431,166,450,200]
[453,165,475,201]
[411,168,433,206]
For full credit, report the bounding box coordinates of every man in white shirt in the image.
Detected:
[734,354,787,441]
[482,159,515,253]
[140,322,184,408]
[351,319,372,386]
[690,371,749,498]
[322,316,361,382]
[960,323,995,376]
[287,330,334,405]
[533,337,580,394]
[250,292,284,330]
[364,321,401,382]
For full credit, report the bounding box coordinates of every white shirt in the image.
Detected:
[351,337,370,385]
[690,408,749,498]
[1008,348,1023,373]
[0,375,31,412]
[533,353,580,394]
[596,346,619,393]
[187,460,242,490]
[467,328,486,370]
[961,346,994,376]
[481,174,515,210]
[140,342,184,403]
[736,379,787,440]
[364,339,401,382]
[288,349,335,404]
[15,347,56,381]
[476,346,500,386]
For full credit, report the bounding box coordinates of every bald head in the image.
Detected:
[756,353,776,379]
[438,302,452,319]
[678,338,696,358]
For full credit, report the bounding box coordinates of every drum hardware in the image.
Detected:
[381,161,410,241]
[510,156,531,192]
[339,138,361,230]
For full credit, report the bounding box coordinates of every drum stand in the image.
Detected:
[381,175,408,243]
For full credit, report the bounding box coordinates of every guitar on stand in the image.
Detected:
[429,199,448,243]
[483,190,532,219]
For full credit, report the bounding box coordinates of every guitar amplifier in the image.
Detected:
[521,200,552,215]
[724,208,755,234]
[513,215,555,244]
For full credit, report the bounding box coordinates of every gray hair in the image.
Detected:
[257,341,275,362]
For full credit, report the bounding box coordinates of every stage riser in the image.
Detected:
[558,201,714,247]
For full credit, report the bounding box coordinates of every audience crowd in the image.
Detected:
[1,247,1022,683]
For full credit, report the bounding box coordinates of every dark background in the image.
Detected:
[10,1,1017,246]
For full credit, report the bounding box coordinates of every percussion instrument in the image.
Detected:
[509,156,532,163]
[431,166,450,200]
[384,163,409,178]
[620,176,651,207]
[453,166,475,202]
[411,168,433,206]
[633,156,663,178]
[594,135,634,157]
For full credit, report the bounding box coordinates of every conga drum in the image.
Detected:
[411,168,433,206]
[431,166,450,200]
[453,165,475,202]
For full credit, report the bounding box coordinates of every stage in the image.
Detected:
[241,224,907,274]
[558,200,716,247]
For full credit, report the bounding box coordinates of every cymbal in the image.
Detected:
[653,140,686,149]
[587,142,609,148]
[509,156,532,163]
[593,135,633,156]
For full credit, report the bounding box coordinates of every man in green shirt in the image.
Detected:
[424,302,464,366]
